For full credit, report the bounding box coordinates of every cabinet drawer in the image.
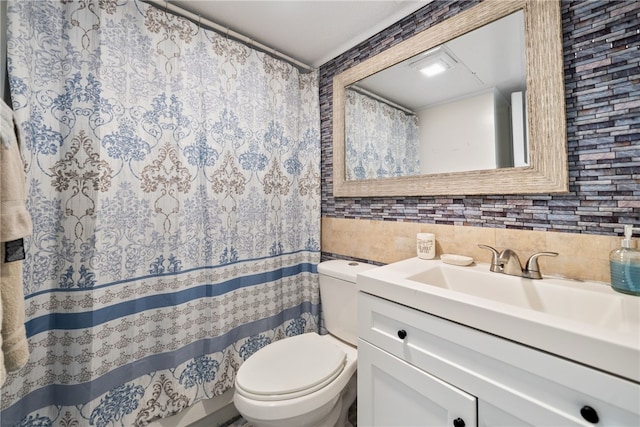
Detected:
[358,291,640,426]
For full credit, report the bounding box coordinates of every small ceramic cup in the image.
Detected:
[417,233,436,259]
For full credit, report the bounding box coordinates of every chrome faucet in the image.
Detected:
[478,244,558,279]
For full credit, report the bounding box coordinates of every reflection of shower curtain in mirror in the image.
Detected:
[3,1,320,425]
[345,89,420,180]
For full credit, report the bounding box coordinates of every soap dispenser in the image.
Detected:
[609,225,640,295]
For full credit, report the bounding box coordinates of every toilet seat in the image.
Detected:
[235,333,347,401]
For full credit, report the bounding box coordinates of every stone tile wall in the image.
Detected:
[319,1,639,282]
[321,217,620,282]
[320,0,639,236]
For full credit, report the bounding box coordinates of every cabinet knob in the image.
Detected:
[397,329,407,340]
[453,417,465,427]
[580,406,599,424]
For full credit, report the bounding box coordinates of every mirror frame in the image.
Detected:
[332,0,568,197]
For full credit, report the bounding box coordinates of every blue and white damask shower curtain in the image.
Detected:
[3,0,320,425]
[345,88,420,180]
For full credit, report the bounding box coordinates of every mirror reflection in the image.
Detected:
[345,11,527,181]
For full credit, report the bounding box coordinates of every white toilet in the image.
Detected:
[233,259,377,427]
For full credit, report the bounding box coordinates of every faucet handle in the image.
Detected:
[524,251,558,279]
[478,244,501,272]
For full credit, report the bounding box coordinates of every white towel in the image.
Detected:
[1,99,32,241]
[0,99,32,386]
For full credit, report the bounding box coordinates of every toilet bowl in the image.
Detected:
[233,260,377,427]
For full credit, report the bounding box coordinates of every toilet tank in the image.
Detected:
[317,260,377,346]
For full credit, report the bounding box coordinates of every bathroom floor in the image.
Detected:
[220,417,250,427]
[221,400,358,427]
[349,399,358,426]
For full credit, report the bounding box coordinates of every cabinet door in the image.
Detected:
[358,339,477,427]
[359,291,640,427]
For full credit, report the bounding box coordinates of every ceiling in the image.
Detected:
[356,10,526,111]
[160,1,525,114]
[168,1,430,68]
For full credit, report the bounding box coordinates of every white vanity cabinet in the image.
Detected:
[358,291,640,427]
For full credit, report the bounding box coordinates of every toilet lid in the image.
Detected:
[235,333,347,401]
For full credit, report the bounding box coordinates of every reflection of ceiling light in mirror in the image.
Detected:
[409,46,457,78]
[420,61,449,77]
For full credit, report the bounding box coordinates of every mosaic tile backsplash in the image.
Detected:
[320,0,639,236]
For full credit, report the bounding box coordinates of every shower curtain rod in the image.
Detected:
[143,0,315,72]
[348,85,417,116]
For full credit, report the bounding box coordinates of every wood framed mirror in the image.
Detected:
[332,0,567,197]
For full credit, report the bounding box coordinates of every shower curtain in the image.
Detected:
[3,1,320,425]
[345,88,420,180]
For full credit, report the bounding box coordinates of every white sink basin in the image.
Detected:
[358,257,640,382]
[407,264,638,332]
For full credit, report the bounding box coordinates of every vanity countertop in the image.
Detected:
[357,257,640,383]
